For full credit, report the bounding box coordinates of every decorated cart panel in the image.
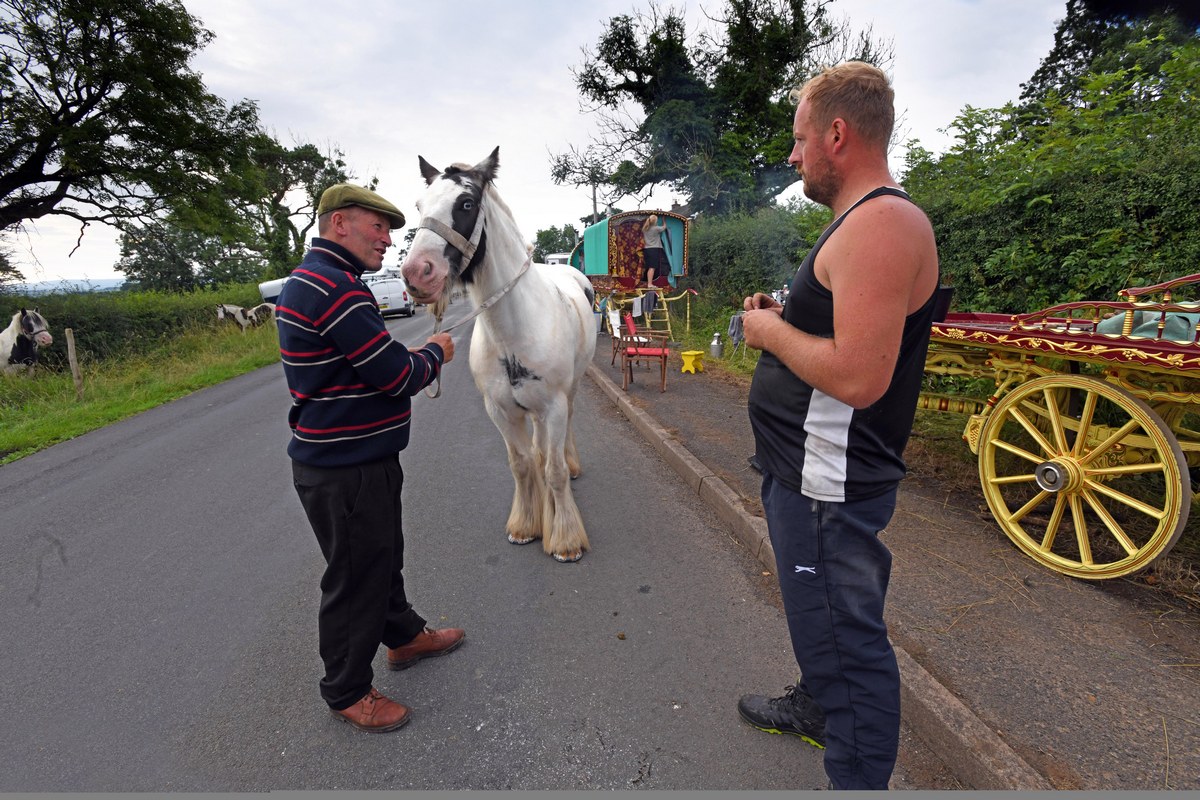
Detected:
[921,274,1200,581]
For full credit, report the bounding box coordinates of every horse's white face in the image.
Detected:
[20,309,52,347]
[401,149,499,316]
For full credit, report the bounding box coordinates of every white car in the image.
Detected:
[363,269,415,317]
[258,276,289,304]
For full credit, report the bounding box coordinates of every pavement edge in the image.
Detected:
[587,362,1052,791]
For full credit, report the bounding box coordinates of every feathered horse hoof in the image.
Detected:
[552,551,583,563]
[508,533,536,545]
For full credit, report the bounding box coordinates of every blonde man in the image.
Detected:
[738,62,940,790]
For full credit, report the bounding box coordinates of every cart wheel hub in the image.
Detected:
[1035,458,1083,493]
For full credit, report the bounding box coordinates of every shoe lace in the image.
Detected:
[772,683,803,709]
[773,684,822,720]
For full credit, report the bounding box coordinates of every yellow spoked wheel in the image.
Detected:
[978,375,1189,579]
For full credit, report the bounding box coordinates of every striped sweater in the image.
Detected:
[275,238,444,467]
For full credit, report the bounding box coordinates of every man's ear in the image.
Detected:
[830,118,847,148]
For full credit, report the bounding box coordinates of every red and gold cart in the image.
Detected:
[920,274,1200,579]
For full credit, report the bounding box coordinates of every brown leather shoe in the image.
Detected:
[386,626,465,670]
[330,687,410,732]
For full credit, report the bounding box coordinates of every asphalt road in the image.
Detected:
[0,307,829,792]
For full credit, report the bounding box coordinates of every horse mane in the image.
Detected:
[483,183,514,224]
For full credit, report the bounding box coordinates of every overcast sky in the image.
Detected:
[13,0,1066,284]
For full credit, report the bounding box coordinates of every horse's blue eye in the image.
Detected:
[462,200,473,211]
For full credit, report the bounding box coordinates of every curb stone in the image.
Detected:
[586,362,1052,791]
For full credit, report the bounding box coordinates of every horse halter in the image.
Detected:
[20,310,48,340]
[417,201,487,269]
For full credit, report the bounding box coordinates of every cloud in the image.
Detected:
[11,0,1067,281]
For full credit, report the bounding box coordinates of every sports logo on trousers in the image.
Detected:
[794,565,817,574]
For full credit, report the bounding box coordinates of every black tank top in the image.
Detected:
[747,187,937,501]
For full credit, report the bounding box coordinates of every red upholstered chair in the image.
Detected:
[619,312,670,392]
[611,307,652,365]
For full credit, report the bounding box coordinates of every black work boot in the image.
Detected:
[737,684,827,749]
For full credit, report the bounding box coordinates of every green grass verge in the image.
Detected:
[0,323,280,465]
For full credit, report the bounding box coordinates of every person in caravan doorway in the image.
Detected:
[640,213,668,288]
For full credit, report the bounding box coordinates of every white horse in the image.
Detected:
[401,147,598,562]
[2,308,53,375]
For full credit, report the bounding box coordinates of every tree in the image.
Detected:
[394,227,417,264]
[549,145,615,226]
[903,32,1200,313]
[0,245,22,288]
[221,136,357,279]
[116,135,362,288]
[688,199,825,305]
[532,225,579,262]
[1018,0,1196,115]
[115,218,263,292]
[558,0,890,216]
[0,0,258,244]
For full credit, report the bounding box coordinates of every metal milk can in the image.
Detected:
[710,332,724,359]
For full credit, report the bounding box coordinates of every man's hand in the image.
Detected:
[741,293,785,352]
[427,332,454,363]
[743,291,781,313]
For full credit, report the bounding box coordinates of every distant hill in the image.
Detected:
[5,278,126,295]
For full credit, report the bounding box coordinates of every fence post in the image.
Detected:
[65,328,83,402]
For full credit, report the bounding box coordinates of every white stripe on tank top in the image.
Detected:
[801,388,853,502]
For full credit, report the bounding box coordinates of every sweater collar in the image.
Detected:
[308,238,368,277]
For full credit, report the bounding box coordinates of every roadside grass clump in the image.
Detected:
[8,283,263,368]
[0,305,279,465]
[667,293,761,378]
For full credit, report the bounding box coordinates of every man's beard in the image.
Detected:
[800,152,840,208]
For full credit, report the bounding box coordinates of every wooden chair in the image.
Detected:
[619,311,669,392]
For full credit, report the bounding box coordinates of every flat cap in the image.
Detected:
[317,183,406,229]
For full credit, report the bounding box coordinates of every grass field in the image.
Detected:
[0,322,281,465]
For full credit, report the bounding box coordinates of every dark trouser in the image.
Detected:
[761,472,900,790]
[292,456,426,710]
[642,247,666,281]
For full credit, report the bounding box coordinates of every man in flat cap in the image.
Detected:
[275,183,464,733]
